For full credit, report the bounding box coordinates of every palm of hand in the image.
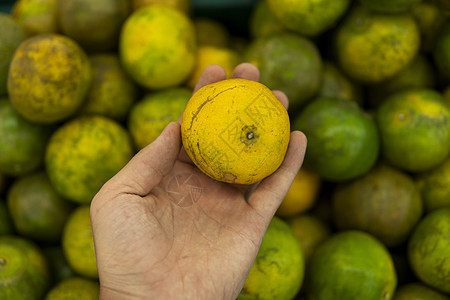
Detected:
[92,157,271,299]
[90,64,307,300]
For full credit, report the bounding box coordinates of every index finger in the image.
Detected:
[177,64,227,125]
[193,64,227,93]
[232,62,260,81]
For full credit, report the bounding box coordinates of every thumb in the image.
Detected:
[103,122,182,196]
[248,131,307,220]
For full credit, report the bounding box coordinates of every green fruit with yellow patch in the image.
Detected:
[58,0,131,52]
[78,53,139,122]
[45,277,99,300]
[7,172,73,242]
[62,206,98,279]
[0,236,51,299]
[128,87,190,150]
[307,230,397,300]
[7,33,92,124]
[335,6,420,83]
[244,32,322,110]
[0,13,26,96]
[45,115,134,204]
[0,98,52,177]
[408,208,450,294]
[294,97,379,182]
[238,217,304,300]
[332,164,423,247]
[376,89,450,173]
[119,4,196,90]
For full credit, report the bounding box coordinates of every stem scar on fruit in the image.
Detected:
[241,125,259,146]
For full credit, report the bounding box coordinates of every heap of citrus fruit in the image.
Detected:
[1,0,450,299]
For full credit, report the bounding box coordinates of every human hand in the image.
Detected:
[90,63,307,299]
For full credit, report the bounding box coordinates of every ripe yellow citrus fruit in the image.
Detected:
[181,78,290,184]
[186,45,240,89]
[307,230,397,300]
[294,97,379,182]
[376,88,450,172]
[45,276,100,300]
[0,236,51,300]
[238,216,304,300]
[244,32,322,109]
[267,0,350,36]
[119,4,196,90]
[78,53,139,122]
[276,168,322,217]
[416,156,450,213]
[12,0,59,35]
[332,164,423,247]
[335,6,420,83]
[128,87,191,150]
[7,33,92,124]
[0,13,26,96]
[0,98,52,177]
[62,205,98,279]
[57,0,131,52]
[408,208,450,294]
[7,172,74,243]
[45,116,134,204]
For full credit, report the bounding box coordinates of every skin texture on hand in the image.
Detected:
[90,63,307,299]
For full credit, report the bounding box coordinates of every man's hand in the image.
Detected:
[90,63,307,299]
